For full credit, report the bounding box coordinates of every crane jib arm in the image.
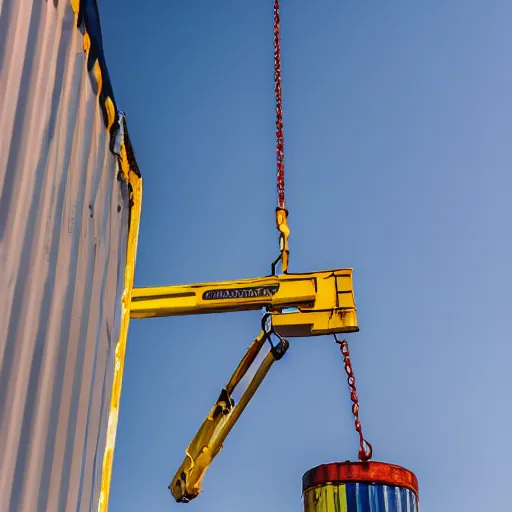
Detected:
[130,269,359,337]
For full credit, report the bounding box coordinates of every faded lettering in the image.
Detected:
[203,285,279,301]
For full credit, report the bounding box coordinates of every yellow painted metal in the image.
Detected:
[276,207,290,273]
[97,165,143,512]
[271,269,358,337]
[303,484,348,512]
[131,274,314,317]
[131,269,358,337]
[169,330,288,503]
[70,0,116,134]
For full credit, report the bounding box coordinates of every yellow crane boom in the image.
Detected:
[131,268,358,337]
[169,327,288,502]
[130,267,359,501]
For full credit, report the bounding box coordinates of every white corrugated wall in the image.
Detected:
[0,1,132,510]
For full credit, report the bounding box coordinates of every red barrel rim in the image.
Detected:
[302,461,419,497]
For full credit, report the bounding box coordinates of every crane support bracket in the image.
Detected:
[130,269,359,337]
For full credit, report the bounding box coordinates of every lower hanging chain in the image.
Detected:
[335,335,373,462]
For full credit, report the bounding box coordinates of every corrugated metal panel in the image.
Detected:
[303,483,420,512]
[0,1,140,510]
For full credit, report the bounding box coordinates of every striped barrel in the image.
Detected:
[302,462,419,512]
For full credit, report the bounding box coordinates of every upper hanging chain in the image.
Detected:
[273,0,290,273]
[274,0,285,209]
[335,336,373,462]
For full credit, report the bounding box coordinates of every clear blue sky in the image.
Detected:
[99,1,512,511]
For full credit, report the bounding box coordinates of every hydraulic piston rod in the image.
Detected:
[169,329,289,503]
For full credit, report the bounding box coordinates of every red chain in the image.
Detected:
[274,0,285,210]
[337,337,373,462]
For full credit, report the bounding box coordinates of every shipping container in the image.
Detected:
[0,1,141,510]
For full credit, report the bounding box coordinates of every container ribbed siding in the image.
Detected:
[302,462,420,512]
[303,483,419,512]
[0,0,133,510]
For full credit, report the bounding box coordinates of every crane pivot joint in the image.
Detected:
[270,337,289,360]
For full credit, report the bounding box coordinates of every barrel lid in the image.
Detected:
[302,461,419,497]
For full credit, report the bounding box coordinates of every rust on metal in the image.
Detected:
[336,337,372,462]
[302,461,419,498]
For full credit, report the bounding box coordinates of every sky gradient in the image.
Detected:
[99,1,512,510]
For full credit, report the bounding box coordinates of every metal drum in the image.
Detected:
[302,461,419,512]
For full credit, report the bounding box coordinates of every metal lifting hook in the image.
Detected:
[271,207,290,275]
[262,311,290,359]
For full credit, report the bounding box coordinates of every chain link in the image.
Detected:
[274,0,285,210]
[336,336,373,462]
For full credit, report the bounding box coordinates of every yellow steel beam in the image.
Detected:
[131,274,315,317]
[131,269,359,337]
[98,152,143,512]
[169,330,289,503]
